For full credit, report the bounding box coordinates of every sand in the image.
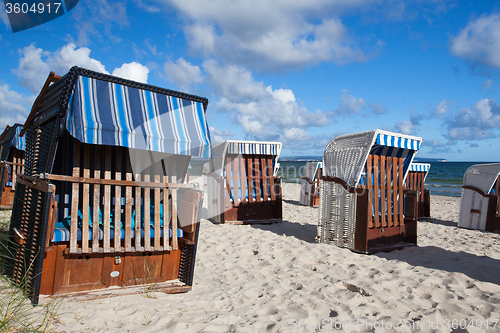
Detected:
[47,181,500,332]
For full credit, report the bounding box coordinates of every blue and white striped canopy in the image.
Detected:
[409,163,431,173]
[66,76,211,158]
[377,133,420,150]
[226,141,281,156]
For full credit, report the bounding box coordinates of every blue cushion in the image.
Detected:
[52,225,183,243]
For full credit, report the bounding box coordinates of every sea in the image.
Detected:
[189,160,496,197]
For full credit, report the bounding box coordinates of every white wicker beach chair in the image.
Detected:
[299,162,322,207]
[207,140,282,224]
[458,163,500,231]
[318,129,422,253]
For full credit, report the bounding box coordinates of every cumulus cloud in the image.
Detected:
[14,43,149,93]
[446,98,500,140]
[450,13,500,67]
[0,84,35,130]
[166,0,380,70]
[164,58,203,88]
[203,60,329,141]
[394,120,418,135]
[112,62,149,83]
[335,89,387,116]
[209,126,234,142]
[434,99,449,118]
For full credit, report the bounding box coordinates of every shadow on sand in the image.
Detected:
[376,245,500,285]
[250,220,317,244]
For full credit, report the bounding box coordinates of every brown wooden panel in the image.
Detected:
[144,172,151,251]
[373,155,380,228]
[398,158,404,226]
[240,156,247,203]
[261,157,269,201]
[380,155,386,228]
[366,154,373,228]
[386,157,392,227]
[392,157,399,227]
[154,167,161,251]
[233,157,240,205]
[163,249,181,281]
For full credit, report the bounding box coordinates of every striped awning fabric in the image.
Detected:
[12,125,24,151]
[376,133,420,150]
[409,163,431,172]
[226,140,281,156]
[66,76,211,158]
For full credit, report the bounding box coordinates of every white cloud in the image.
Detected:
[0,84,35,130]
[446,98,500,140]
[14,43,150,93]
[112,62,149,83]
[336,89,387,116]
[481,79,494,90]
[209,126,234,142]
[203,61,328,140]
[168,0,377,70]
[450,13,500,67]
[14,43,108,93]
[434,98,449,118]
[394,120,418,135]
[164,58,203,88]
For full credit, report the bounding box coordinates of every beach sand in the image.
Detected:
[46,181,500,332]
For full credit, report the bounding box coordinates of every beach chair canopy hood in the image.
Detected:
[0,124,24,161]
[22,66,212,158]
[211,140,282,177]
[409,162,431,181]
[302,162,322,182]
[323,129,422,186]
[463,163,500,194]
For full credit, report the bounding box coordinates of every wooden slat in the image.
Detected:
[163,173,170,250]
[92,145,101,252]
[269,157,276,202]
[171,163,178,251]
[82,144,90,253]
[103,146,111,252]
[261,157,269,201]
[373,155,380,228]
[154,164,161,251]
[254,158,262,202]
[134,156,142,251]
[226,156,233,207]
[247,157,254,203]
[114,147,122,252]
[125,154,133,251]
[233,157,240,205]
[70,140,80,254]
[144,169,151,251]
[386,157,392,227]
[392,157,398,227]
[380,156,386,227]
[366,154,373,228]
[41,174,192,188]
[398,158,404,226]
[240,156,247,203]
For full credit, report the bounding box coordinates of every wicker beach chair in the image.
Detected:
[6,67,211,304]
[458,163,500,231]
[299,162,322,207]
[406,163,431,218]
[0,124,25,209]
[207,140,282,224]
[318,129,422,253]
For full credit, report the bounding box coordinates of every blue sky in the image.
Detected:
[1,0,499,161]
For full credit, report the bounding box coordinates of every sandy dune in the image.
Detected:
[48,182,500,332]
